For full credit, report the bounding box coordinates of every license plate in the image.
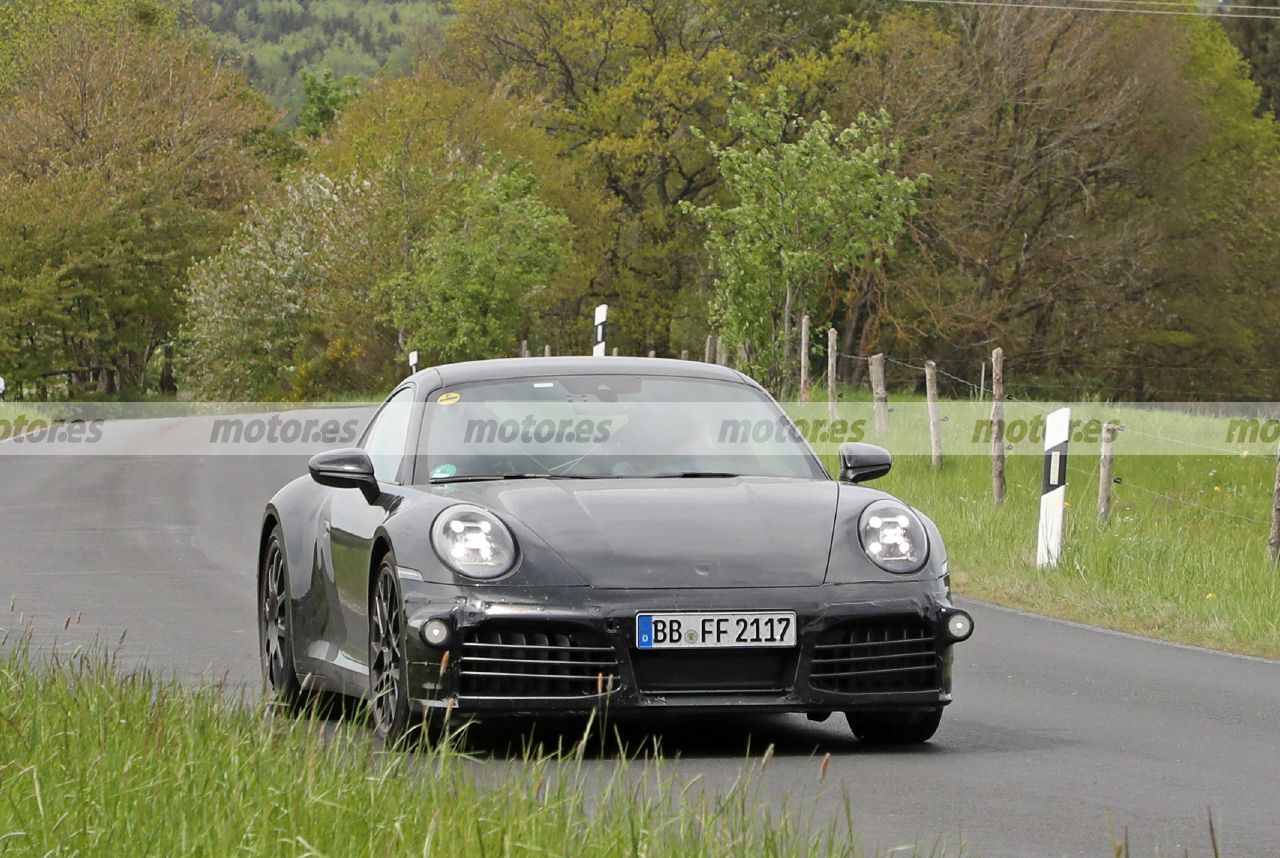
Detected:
[635,611,797,649]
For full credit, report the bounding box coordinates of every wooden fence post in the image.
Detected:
[716,338,727,366]
[800,314,811,402]
[705,335,715,363]
[680,349,689,361]
[869,354,889,437]
[925,360,942,471]
[827,328,838,425]
[991,347,1006,506]
[1098,422,1117,524]
[1269,439,1280,566]
[544,344,552,357]
[521,339,529,358]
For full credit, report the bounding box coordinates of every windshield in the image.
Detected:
[416,374,825,482]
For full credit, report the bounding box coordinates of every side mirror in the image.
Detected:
[837,442,892,483]
[309,448,380,503]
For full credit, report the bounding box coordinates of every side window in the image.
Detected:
[363,387,415,484]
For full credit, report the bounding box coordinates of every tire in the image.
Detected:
[369,552,412,744]
[846,708,943,745]
[259,527,302,705]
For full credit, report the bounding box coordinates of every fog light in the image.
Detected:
[945,611,973,642]
[421,618,451,647]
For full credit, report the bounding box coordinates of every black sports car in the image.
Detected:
[259,357,972,743]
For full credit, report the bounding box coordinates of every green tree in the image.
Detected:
[311,71,617,356]
[376,162,569,365]
[0,2,273,396]
[821,9,1156,380]
[182,71,603,400]
[0,0,181,94]
[686,90,921,390]
[819,7,1280,398]
[1130,16,1280,399]
[445,0,827,357]
[299,69,360,139]
[182,173,398,400]
[1221,15,1280,119]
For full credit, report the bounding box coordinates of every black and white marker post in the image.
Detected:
[592,304,608,357]
[1037,407,1071,568]
[409,350,419,374]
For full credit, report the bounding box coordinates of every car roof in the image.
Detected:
[405,356,758,390]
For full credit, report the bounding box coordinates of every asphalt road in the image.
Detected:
[2,413,1278,856]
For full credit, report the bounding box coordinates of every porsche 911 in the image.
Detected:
[259,357,973,743]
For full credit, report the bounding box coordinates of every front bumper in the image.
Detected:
[399,580,969,718]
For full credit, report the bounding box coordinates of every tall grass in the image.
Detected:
[0,641,940,857]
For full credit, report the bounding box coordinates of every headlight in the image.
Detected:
[858,500,929,574]
[430,504,518,580]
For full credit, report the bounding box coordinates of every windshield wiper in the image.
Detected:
[431,472,746,483]
[649,471,743,479]
[430,474,543,484]
[429,473,610,484]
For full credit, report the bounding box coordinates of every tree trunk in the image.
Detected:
[160,344,176,395]
[850,320,875,390]
[781,283,794,375]
[839,266,879,386]
[839,268,860,384]
[839,313,858,384]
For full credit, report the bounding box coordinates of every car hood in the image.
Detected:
[437,477,839,589]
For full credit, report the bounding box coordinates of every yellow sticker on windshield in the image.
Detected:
[438,391,461,405]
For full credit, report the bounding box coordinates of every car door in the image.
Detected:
[328,385,417,669]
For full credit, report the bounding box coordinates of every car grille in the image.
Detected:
[458,625,621,699]
[809,619,939,694]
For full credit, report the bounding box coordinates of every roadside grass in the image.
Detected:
[0,643,955,858]
[797,388,1280,660]
[0,401,46,425]
[0,402,55,443]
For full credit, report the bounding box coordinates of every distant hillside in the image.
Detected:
[191,0,446,115]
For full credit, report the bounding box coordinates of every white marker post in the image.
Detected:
[592,304,608,357]
[408,351,419,374]
[1037,407,1071,568]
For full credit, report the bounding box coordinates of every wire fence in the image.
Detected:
[835,351,1269,401]
[1065,459,1272,527]
[825,345,1277,531]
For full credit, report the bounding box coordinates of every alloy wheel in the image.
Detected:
[370,564,406,736]
[260,541,291,690]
